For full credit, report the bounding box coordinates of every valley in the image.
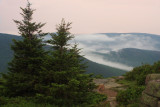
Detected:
[1,33,160,77]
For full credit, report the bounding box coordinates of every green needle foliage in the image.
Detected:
[0,2,106,106]
[1,2,47,97]
[34,19,106,106]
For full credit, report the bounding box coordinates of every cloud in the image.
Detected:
[72,33,160,70]
[76,34,115,42]
[84,52,133,71]
[74,34,160,53]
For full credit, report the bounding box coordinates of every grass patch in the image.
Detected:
[116,79,136,87]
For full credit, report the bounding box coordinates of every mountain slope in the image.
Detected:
[0,33,21,72]
[85,58,127,77]
[95,48,160,67]
[0,33,126,77]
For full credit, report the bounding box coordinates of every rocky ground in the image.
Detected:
[94,74,160,107]
[93,76,125,107]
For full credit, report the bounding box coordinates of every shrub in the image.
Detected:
[125,64,152,85]
[94,74,104,79]
[116,86,145,105]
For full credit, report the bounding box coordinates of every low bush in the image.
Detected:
[116,86,145,105]
[125,64,153,85]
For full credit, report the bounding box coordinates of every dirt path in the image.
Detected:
[93,77,124,107]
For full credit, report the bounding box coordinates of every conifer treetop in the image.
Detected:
[14,2,45,39]
[48,19,74,49]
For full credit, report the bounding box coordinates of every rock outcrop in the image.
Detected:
[141,74,160,107]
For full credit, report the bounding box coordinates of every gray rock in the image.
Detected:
[141,92,158,107]
[145,74,160,85]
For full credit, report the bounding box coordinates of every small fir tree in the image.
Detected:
[37,19,104,106]
[2,2,46,97]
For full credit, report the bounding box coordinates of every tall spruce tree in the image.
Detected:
[2,2,46,97]
[37,19,104,106]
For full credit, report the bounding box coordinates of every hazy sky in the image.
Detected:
[0,0,160,35]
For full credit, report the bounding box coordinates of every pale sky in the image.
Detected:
[0,0,160,35]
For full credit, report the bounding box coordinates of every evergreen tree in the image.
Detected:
[37,19,105,106]
[1,2,46,97]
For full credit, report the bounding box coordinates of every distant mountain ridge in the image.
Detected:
[0,33,127,77]
[100,33,160,67]
[73,33,160,70]
[94,48,160,67]
[100,33,160,37]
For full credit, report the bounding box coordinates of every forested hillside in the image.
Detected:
[95,48,160,67]
[0,33,126,77]
[0,34,21,72]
